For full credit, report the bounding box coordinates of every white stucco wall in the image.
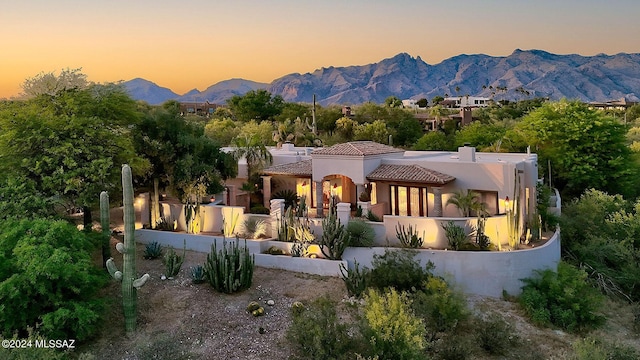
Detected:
[342,228,560,297]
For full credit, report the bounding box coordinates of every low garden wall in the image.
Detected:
[135,226,560,297]
[342,227,561,297]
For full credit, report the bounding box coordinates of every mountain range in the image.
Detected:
[123,49,640,106]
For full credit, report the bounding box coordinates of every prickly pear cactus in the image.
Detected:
[106,164,150,333]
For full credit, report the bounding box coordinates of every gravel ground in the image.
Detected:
[80,241,347,360]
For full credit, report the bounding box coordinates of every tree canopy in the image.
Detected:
[516,99,636,198]
[134,106,236,201]
[227,89,285,122]
[0,80,149,215]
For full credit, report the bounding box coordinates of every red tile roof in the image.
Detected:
[312,141,403,156]
[262,159,312,176]
[366,164,455,185]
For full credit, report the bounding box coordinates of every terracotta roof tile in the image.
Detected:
[366,164,455,185]
[262,159,312,176]
[312,141,403,156]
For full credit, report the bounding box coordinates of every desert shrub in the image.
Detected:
[366,210,381,222]
[560,190,640,301]
[340,260,370,297]
[0,219,106,341]
[0,177,60,221]
[143,241,163,259]
[155,215,175,231]
[395,224,424,248]
[204,238,254,293]
[0,328,68,360]
[411,277,469,337]
[190,265,205,284]
[287,296,357,360]
[346,219,375,247]
[250,204,270,214]
[519,262,605,332]
[474,313,519,355]
[572,337,640,360]
[135,331,193,360]
[442,221,468,250]
[362,288,427,360]
[433,333,474,360]
[162,243,185,277]
[242,216,268,239]
[368,249,433,293]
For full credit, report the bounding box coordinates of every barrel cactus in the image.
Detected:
[105,164,150,333]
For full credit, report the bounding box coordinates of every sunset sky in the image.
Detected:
[1,0,639,99]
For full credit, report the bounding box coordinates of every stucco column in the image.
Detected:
[270,199,285,238]
[432,187,443,217]
[315,180,323,218]
[262,175,272,209]
[336,202,351,226]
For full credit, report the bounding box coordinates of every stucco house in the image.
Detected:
[137,140,560,296]
[260,141,537,220]
[229,140,539,249]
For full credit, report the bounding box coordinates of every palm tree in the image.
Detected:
[231,134,273,183]
[429,105,448,126]
[446,189,483,217]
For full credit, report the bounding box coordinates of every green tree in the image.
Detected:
[204,117,240,146]
[20,67,88,98]
[354,120,394,144]
[454,121,507,149]
[516,99,637,198]
[413,131,454,151]
[627,104,640,125]
[0,176,60,220]
[0,80,149,223]
[274,102,311,123]
[0,219,107,340]
[227,89,284,122]
[384,96,402,108]
[136,107,236,202]
[431,95,444,105]
[416,98,428,108]
[238,119,275,146]
[316,104,342,135]
[335,116,358,140]
[385,109,423,147]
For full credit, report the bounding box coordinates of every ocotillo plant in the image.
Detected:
[106,164,150,333]
[100,191,111,269]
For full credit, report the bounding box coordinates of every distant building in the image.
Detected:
[588,97,638,111]
[402,99,417,109]
[443,96,491,108]
[179,101,218,116]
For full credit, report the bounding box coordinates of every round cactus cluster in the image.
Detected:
[246,301,265,317]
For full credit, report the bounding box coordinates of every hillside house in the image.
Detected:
[258,141,536,220]
[444,96,491,108]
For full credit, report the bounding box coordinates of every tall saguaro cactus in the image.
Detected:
[100,191,111,269]
[106,164,150,333]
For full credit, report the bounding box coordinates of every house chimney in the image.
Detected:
[282,142,294,152]
[458,144,476,162]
